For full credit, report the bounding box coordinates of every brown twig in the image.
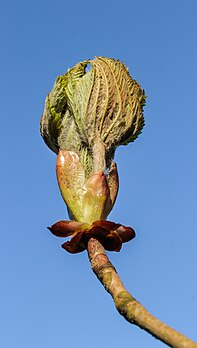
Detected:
[87,238,197,348]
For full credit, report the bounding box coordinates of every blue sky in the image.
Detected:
[1,0,197,347]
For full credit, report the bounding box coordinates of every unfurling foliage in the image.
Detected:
[40,57,145,253]
[41,57,145,174]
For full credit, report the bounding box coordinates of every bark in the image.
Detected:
[87,238,197,348]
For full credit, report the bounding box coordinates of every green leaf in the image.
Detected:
[40,57,146,173]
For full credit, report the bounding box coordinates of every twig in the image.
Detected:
[87,238,197,348]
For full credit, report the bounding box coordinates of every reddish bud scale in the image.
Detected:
[48,220,135,253]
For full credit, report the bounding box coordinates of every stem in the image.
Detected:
[87,238,197,348]
[92,138,106,173]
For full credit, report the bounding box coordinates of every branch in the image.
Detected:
[87,238,197,348]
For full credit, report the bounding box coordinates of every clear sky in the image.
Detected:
[1,0,197,347]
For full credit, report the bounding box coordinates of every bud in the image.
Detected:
[40,57,146,252]
[56,150,118,223]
